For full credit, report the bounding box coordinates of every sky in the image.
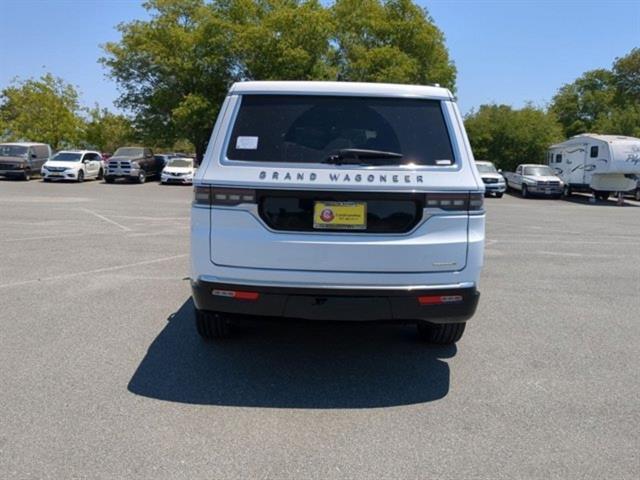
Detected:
[0,0,638,115]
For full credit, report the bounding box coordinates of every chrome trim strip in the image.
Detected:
[196,275,475,291]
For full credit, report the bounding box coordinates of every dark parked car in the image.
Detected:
[104,147,162,183]
[0,142,52,180]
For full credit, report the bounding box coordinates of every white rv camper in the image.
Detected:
[547,134,640,200]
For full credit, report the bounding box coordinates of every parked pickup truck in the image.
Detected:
[504,164,564,198]
[104,147,161,183]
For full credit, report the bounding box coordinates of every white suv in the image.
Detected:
[191,81,485,345]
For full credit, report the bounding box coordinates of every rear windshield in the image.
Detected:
[226,95,455,166]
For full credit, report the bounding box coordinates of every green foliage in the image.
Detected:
[101,0,458,158]
[0,74,84,149]
[221,0,336,80]
[612,47,640,104]
[551,49,640,137]
[101,0,235,158]
[332,0,456,89]
[464,104,563,172]
[83,107,136,153]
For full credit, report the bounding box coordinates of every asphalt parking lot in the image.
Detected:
[1,179,638,479]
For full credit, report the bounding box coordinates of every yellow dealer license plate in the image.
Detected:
[313,201,367,230]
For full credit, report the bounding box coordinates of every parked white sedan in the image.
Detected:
[160,157,196,185]
[42,150,104,182]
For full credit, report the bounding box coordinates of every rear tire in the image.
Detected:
[417,322,466,345]
[195,309,231,339]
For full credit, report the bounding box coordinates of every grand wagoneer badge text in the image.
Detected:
[259,170,427,185]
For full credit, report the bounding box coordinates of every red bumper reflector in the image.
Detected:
[418,295,463,306]
[212,289,260,301]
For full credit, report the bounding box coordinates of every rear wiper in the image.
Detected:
[322,148,404,165]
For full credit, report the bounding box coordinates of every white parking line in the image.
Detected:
[3,232,94,242]
[0,254,188,289]
[81,208,132,232]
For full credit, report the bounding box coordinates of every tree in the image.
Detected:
[83,107,136,153]
[612,47,640,104]
[102,0,458,160]
[551,49,640,138]
[464,104,563,172]
[0,73,84,149]
[220,0,336,80]
[331,0,456,89]
[551,69,616,137]
[101,0,236,160]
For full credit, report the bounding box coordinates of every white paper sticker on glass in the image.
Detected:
[236,136,259,150]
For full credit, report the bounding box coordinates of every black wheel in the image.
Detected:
[563,185,572,197]
[97,168,104,180]
[417,322,466,345]
[635,189,640,201]
[521,184,528,198]
[137,170,146,184]
[43,178,51,183]
[195,309,231,339]
[22,170,31,181]
[77,170,84,183]
[594,191,609,201]
[495,192,503,198]
[104,176,115,184]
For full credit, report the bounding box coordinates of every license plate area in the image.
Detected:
[313,201,367,230]
[258,190,423,233]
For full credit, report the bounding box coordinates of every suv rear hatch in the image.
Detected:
[205,93,480,273]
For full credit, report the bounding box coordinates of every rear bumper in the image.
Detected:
[191,279,479,324]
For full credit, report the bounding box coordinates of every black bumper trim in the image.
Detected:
[191,280,479,324]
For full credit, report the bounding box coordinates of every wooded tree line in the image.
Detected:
[0,0,637,166]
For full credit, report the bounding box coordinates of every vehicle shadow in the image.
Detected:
[128,299,455,409]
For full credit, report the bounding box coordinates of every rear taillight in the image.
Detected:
[193,186,212,206]
[418,295,463,306]
[193,186,256,206]
[424,192,484,212]
[212,289,260,301]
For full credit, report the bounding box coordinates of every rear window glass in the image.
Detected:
[226,95,454,166]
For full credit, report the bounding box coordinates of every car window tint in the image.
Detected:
[226,95,455,166]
